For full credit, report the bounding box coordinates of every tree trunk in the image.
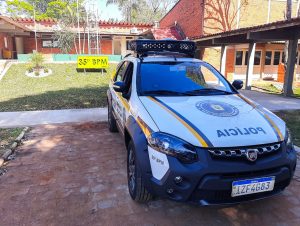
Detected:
[283,0,294,96]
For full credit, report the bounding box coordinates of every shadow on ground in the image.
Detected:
[0,123,299,226]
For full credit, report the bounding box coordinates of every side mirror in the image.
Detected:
[232,80,243,90]
[113,81,125,93]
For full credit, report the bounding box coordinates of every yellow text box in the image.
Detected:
[77,56,109,69]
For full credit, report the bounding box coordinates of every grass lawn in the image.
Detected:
[0,128,24,156]
[252,81,300,98]
[0,63,116,112]
[275,111,300,146]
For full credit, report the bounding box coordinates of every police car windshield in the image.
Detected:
[140,61,235,96]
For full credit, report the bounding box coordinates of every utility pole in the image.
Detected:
[77,0,81,54]
[33,1,38,52]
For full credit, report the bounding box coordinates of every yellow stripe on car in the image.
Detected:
[148,96,209,147]
[237,94,283,141]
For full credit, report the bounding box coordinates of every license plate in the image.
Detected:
[231,176,275,197]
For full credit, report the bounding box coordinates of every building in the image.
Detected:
[0,15,152,59]
[147,0,300,83]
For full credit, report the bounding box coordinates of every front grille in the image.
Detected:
[208,143,281,161]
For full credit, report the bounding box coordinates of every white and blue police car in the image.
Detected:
[107,39,297,205]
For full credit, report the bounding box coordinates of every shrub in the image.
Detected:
[30,52,44,69]
[34,71,40,77]
[27,66,33,73]
[44,68,49,73]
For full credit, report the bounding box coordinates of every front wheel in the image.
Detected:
[107,99,118,133]
[127,141,152,203]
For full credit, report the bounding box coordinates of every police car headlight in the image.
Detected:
[285,128,293,150]
[147,132,198,163]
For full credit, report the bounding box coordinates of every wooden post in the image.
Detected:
[220,45,227,76]
[283,39,298,96]
[245,42,256,90]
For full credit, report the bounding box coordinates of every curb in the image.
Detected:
[0,127,29,167]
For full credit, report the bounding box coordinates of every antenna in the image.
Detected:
[87,0,101,55]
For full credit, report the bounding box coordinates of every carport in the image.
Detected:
[193,18,300,96]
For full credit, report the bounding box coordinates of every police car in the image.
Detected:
[106,39,297,205]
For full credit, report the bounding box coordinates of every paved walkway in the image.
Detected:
[0,123,299,226]
[0,90,299,128]
[0,108,107,128]
[240,90,300,111]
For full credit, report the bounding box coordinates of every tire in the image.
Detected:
[127,141,152,203]
[107,99,118,133]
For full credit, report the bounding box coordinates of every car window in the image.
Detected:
[115,62,128,82]
[139,61,234,96]
[122,62,134,98]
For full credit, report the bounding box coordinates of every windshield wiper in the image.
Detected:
[142,90,196,96]
[186,88,234,95]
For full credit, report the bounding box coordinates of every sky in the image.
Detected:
[86,0,123,21]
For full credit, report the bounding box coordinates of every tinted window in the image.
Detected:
[235,51,243,65]
[115,62,128,81]
[139,62,233,96]
[273,51,280,65]
[265,51,272,65]
[254,51,261,65]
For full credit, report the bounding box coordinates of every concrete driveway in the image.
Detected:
[240,90,300,111]
[0,123,299,226]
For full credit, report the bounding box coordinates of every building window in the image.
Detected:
[245,51,249,65]
[42,40,58,48]
[265,51,272,65]
[254,51,261,65]
[281,51,285,63]
[273,51,281,65]
[235,51,243,65]
[244,51,261,65]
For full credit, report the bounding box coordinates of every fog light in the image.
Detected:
[167,188,174,194]
[174,176,183,184]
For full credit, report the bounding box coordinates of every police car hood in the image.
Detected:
[140,94,286,148]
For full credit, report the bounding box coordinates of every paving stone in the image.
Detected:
[0,122,299,226]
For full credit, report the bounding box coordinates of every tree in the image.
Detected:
[283,0,294,96]
[6,0,81,20]
[106,0,178,23]
[204,0,248,34]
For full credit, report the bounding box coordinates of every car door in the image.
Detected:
[111,61,131,132]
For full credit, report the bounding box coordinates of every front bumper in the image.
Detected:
[141,143,297,205]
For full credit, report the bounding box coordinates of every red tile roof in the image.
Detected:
[150,27,184,40]
[0,16,31,32]
[12,17,152,28]
[192,17,300,40]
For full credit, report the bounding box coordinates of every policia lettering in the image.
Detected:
[217,127,266,138]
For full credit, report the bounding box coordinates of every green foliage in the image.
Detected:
[30,52,44,69]
[106,0,178,23]
[34,71,40,76]
[6,0,84,20]
[26,65,33,73]
[53,27,76,54]
[44,68,49,73]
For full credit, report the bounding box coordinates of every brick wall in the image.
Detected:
[159,0,205,38]
[23,37,112,55]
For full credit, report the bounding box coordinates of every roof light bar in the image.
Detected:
[129,39,196,57]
